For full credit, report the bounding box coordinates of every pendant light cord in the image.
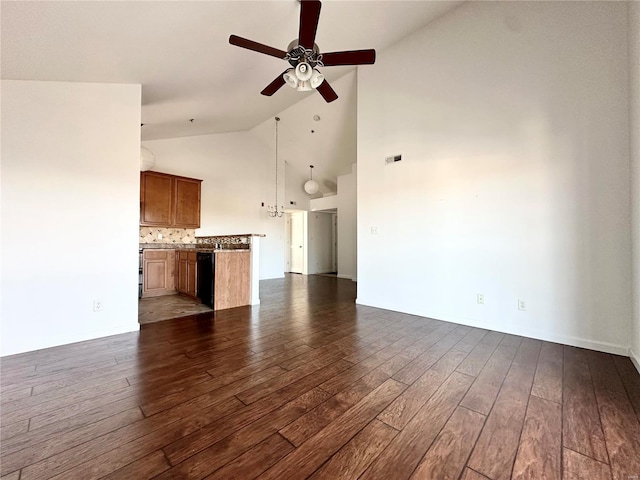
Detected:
[275,118,279,208]
[268,117,283,217]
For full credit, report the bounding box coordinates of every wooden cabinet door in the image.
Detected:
[175,250,197,298]
[140,172,173,226]
[173,177,201,228]
[214,251,250,310]
[187,251,197,297]
[142,249,175,297]
[177,251,188,294]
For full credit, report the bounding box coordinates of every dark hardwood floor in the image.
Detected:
[2,274,640,480]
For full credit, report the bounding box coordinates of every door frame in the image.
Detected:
[285,210,308,274]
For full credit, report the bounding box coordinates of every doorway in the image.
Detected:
[285,210,338,276]
[285,211,306,274]
[332,212,337,273]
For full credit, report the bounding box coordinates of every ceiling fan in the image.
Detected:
[229,0,376,103]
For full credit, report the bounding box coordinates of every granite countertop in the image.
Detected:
[139,243,196,249]
[140,234,264,251]
[197,234,265,238]
[195,248,251,253]
[140,243,250,252]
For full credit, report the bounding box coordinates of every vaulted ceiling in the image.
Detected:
[2,1,462,141]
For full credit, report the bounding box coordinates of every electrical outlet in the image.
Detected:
[158,233,163,239]
[518,299,526,311]
[93,300,103,312]
[371,226,379,235]
[477,294,485,305]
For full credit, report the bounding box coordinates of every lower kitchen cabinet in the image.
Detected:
[214,251,250,310]
[142,249,175,298]
[143,247,251,309]
[176,250,197,298]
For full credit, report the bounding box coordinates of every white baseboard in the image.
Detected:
[259,274,286,280]
[630,348,640,375]
[355,298,629,357]
[1,323,139,358]
[337,274,353,280]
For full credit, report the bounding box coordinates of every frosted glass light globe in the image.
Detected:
[304,179,319,195]
[140,147,156,171]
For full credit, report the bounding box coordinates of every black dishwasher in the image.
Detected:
[196,252,215,308]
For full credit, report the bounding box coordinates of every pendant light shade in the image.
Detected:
[297,80,313,92]
[310,69,325,89]
[295,62,313,81]
[281,61,325,93]
[304,165,319,195]
[140,146,156,171]
[283,69,297,88]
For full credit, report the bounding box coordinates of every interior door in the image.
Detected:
[285,214,292,272]
[332,213,338,273]
[290,212,304,274]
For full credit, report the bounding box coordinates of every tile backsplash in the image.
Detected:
[139,227,196,244]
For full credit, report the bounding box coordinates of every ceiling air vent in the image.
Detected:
[385,154,402,165]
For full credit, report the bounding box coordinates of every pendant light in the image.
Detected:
[267,117,284,217]
[140,146,156,171]
[304,165,319,195]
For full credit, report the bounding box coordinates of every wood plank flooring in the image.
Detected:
[2,274,640,480]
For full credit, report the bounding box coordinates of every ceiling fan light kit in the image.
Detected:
[229,0,376,103]
[282,63,323,91]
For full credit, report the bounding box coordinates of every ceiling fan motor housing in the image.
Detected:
[286,40,322,68]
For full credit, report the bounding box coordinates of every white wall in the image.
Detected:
[1,80,141,356]
[629,1,640,369]
[357,1,632,355]
[338,164,357,280]
[285,163,310,212]
[252,71,357,198]
[143,131,285,280]
[307,212,334,274]
[310,195,338,212]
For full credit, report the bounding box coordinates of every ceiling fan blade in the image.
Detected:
[316,79,338,103]
[261,71,289,96]
[298,0,321,50]
[321,49,376,66]
[229,35,287,59]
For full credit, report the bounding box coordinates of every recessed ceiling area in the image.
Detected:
[1,1,463,141]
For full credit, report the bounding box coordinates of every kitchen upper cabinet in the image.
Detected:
[140,172,173,226]
[173,177,201,228]
[142,249,175,298]
[140,171,202,228]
